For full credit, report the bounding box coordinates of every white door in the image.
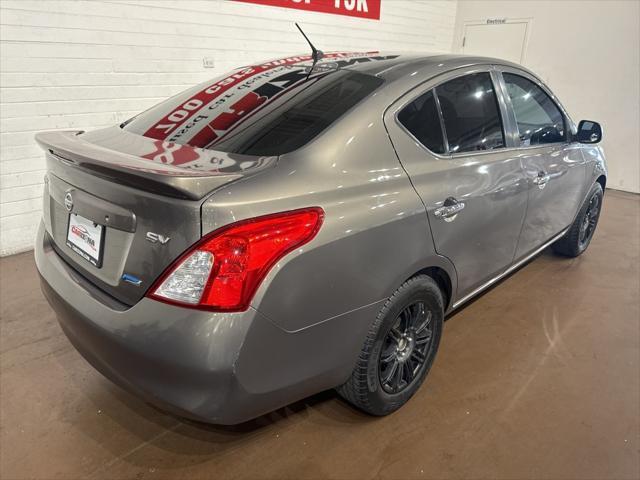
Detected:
[462,22,528,64]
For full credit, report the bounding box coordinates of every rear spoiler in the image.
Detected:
[35,130,275,200]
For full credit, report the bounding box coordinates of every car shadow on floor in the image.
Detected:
[443,248,560,321]
[71,375,372,472]
[65,354,370,440]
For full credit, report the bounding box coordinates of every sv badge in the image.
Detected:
[146,232,171,245]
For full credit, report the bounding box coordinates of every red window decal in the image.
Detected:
[141,52,375,142]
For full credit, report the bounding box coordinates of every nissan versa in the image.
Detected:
[35,52,606,424]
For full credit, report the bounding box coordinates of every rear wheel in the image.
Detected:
[336,275,443,416]
[552,182,603,257]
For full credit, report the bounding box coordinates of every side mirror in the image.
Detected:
[576,120,602,144]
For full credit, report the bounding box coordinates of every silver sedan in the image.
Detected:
[35,52,606,424]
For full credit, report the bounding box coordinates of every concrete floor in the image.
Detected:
[1,190,638,480]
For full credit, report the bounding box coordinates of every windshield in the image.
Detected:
[122,53,389,156]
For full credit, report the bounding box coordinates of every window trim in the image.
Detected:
[396,88,448,155]
[495,67,576,150]
[432,87,450,153]
[434,72,509,155]
[394,86,449,159]
[392,66,513,159]
[391,64,578,159]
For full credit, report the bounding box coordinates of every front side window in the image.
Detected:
[398,90,446,154]
[435,73,505,153]
[503,73,566,146]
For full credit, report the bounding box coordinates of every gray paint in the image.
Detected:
[42,159,202,304]
[384,65,529,298]
[35,53,607,424]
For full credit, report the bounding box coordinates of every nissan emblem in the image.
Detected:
[64,192,73,212]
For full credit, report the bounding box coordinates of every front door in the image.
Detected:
[385,69,528,301]
[498,69,586,259]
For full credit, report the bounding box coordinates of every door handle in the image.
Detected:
[434,197,465,222]
[533,171,550,189]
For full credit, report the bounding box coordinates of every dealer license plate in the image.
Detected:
[66,213,105,267]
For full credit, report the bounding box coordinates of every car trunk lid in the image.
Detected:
[37,127,276,306]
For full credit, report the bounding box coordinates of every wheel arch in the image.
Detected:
[596,174,607,191]
[400,262,456,312]
[417,267,452,311]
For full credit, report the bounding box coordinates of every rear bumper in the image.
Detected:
[36,221,256,424]
[35,222,374,424]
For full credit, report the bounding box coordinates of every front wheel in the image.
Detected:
[552,182,603,257]
[336,275,444,416]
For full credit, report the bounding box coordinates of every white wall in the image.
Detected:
[454,0,640,194]
[7,1,636,257]
[0,0,458,256]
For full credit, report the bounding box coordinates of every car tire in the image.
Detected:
[552,182,603,258]
[336,275,444,416]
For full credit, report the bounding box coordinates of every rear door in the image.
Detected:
[385,67,528,302]
[497,68,586,259]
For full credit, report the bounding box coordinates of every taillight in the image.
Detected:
[148,207,324,311]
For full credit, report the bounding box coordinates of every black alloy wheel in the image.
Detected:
[552,182,603,257]
[379,302,433,394]
[579,191,601,249]
[336,275,444,416]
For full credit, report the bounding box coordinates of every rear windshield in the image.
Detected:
[123,66,383,156]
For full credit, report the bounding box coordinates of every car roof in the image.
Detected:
[320,52,544,100]
[344,52,522,75]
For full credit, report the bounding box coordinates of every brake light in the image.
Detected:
[148,207,324,311]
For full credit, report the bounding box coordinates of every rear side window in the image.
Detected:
[503,73,566,146]
[398,90,446,154]
[436,73,505,153]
